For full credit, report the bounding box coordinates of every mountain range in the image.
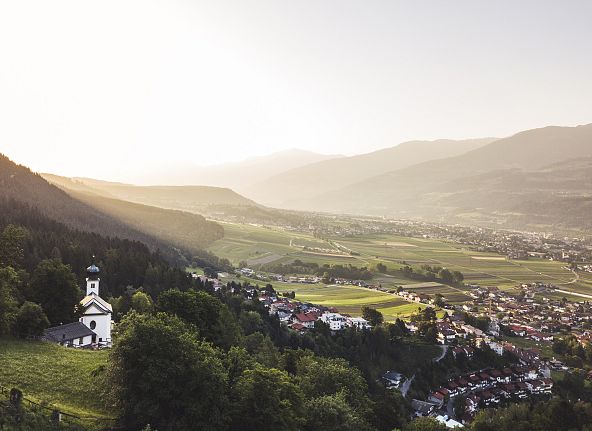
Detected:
[241,138,496,207]
[131,148,341,189]
[302,123,592,231]
[33,122,592,234]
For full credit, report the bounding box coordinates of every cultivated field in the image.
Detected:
[208,223,589,317]
[269,282,430,321]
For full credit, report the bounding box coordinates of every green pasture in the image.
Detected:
[0,339,110,418]
[269,282,429,321]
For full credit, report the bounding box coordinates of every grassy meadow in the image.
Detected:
[0,339,111,418]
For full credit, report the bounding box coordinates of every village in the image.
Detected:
[199,265,592,427]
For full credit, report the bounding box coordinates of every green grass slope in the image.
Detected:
[0,339,110,418]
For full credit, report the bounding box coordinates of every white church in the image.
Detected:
[43,263,113,348]
[79,264,113,347]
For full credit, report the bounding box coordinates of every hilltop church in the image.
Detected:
[43,264,113,348]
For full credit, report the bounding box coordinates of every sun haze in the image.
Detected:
[1,0,591,182]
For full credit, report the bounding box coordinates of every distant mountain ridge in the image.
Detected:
[241,138,496,207]
[132,148,342,189]
[303,123,592,231]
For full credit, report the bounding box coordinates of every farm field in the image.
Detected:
[208,222,356,266]
[0,339,110,418]
[263,281,432,321]
[328,234,580,292]
[208,223,589,316]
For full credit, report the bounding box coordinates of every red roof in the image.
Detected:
[293,313,317,323]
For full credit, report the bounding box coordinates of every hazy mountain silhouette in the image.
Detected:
[302,123,592,230]
[132,148,342,189]
[242,138,495,207]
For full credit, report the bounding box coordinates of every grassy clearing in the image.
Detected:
[0,338,111,418]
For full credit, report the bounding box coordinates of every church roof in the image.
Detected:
[43,322,95,343]
[81,293,113,313]
[86,264,100,273]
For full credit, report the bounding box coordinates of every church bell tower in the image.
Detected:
[86,264,100,296]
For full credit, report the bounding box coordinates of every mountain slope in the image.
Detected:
[241,138,495,207]
[0,154,223,263]
[43,174,257,218]
[133,148,342,189]
[307,123,592,229]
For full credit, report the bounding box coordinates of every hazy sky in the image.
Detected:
[1,1,592,181]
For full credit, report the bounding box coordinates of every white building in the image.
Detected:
[79,264,112,347]
[347,316,371,330]
[320,312,347,331]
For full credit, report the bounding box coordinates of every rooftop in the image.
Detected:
[43,322,95,343]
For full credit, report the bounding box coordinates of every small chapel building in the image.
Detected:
[78,264,113,347]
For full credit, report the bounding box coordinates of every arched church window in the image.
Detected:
[90,320,96,330]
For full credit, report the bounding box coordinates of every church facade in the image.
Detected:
[78,264,113,347]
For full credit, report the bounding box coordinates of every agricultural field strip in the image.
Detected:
[340,235,575,288]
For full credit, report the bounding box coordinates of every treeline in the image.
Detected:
[553,334,592,368]
[99,279,528,431]
[397,264,464,286]
[259,260,372,280]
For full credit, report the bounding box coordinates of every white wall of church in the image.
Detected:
[80,314,111,345]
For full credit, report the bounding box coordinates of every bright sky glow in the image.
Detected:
[1,1,591,181]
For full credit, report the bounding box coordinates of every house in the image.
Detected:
[428,391,445,407]
[411,399,436,417]
[436,415,464,428]
[320,312,347,331]
[526,380,544,394]
[79,264,112,347]
[291,312,317,329]
[42,322,95,348]
[487,341,504,355]
[347,316,371,330]
[540,378,553,393]
[382,371,404,389]
[447,381,460,397]
[466,394,480,413]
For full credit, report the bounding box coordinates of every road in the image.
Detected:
[400,374,415,397]
[554,288,592,299]
[433,345,448,363]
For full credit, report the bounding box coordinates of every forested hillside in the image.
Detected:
[0,197,193,299]
[1,154,224,264]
